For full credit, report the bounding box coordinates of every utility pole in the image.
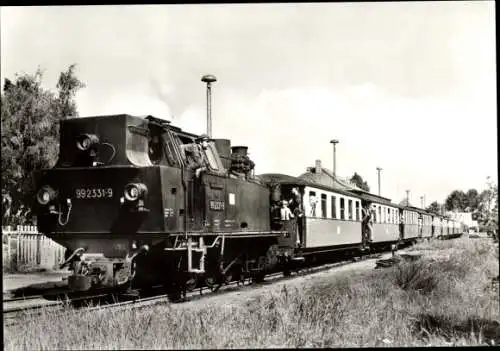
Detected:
[406,190,410,207]
[376,167,382,196]
[330,139,339,177]
[201,74,217,138]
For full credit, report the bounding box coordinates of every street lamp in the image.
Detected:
[376,167,382,196]
[330,139,339,177]
[201,74,217,138]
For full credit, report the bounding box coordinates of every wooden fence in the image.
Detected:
[2,225,66,272]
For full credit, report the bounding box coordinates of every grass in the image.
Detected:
[4,237,499,349]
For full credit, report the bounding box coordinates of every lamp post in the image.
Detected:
[330,139,339,177]
[201,74,217,138]
[376,167,382,196]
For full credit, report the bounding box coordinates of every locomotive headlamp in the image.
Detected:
[124,183,148,202]
[76,134,100,151]
[36,185,57,205]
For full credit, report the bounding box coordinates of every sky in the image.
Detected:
[1,2,497,205]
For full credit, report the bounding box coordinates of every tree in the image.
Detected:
[464,189,480,212]
[1,65,85,226]
[445,190,467,211]
[426,201,441,215]
[350,172,370,192]
[479,177,498,233]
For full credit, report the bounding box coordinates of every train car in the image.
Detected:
[451,219,463,238]
[442,217,450,238]
[258,174,365,256]
[420,210,433,239]
[401,207,420,242]
[349,190,401,250]
[431,214,442,238]
[34,114,296,298]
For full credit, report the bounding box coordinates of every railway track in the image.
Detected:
[3,251,387,326]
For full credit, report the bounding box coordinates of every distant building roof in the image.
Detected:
[298,159,361,191]
[297,159,393,203]
[399,199,414,207]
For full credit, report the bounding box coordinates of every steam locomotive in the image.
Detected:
[34,113,464,299]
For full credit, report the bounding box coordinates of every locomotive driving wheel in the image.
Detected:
[185,276,197,292]
[205,275,223,292]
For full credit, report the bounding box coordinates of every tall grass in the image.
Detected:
[4,237,499,349]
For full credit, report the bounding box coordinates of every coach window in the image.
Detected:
[309,191,318,217]
[331,196,337,219]
[378,206,382,224]
[348,199,353,220]
[340,198,345,220]
[355,201,360,221]
[321,194,327,218]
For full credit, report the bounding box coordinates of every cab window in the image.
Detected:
[204,143,224,171]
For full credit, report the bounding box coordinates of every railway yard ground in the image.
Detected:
[3,236,499,349]
[3,271,70,298]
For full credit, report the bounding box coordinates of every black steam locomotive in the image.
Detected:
[34,114,302,298]
[34,113,463,299]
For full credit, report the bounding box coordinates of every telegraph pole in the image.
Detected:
[376,167,382,196]
[330,139,339,177]
[201,74,217,138]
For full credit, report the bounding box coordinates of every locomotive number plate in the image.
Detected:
[75,187,113,199]
[209,200,225,211]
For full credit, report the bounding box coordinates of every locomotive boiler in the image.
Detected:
[34,114,297,299]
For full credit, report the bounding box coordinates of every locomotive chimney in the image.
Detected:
[231,146,248,157]
[315,159,322,174]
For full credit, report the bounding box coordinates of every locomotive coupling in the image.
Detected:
[60,247,86,269]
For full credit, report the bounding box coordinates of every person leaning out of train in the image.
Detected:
[288,188,303,216]
[181,134,211,178]
[280,200,294,221]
